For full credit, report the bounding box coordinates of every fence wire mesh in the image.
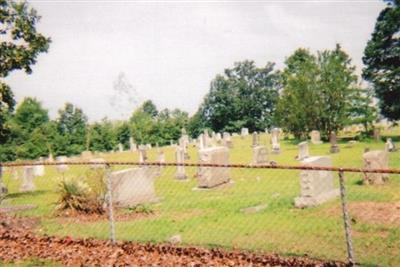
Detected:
[0,161,399,266]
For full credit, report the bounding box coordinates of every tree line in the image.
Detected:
[0,0,398,161]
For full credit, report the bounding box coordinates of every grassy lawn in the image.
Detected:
[2,130,400,266]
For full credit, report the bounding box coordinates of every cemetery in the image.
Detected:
[1,129,399,266]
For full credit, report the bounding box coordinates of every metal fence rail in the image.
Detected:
[1,161,399,266]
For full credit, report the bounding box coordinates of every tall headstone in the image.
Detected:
[56,156,69,173]
[175,147,187,180]
[329,132,340,153]
[198,134,204,150]
[310,130,322,145]
[270,128,280,154]
[110,167,158,207]
[251,145,268,165]
[373,128,381,141]
[297,141,309,160]
[118,143,124,152]
[20,166,35,192]
[222,132,233,148]
[252,132,259,147]
[197,146,230,188]
[294,156,339,208]
[385,138,396,152]
[129,137,137,152]
[139,147,147,163]
[362,150,389,185]
[203,129,211,148]
[241,128,249,138]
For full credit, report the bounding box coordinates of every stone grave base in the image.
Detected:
[294,189,340,208]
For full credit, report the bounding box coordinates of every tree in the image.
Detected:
[141,100,158,118]
[88,119,116,152]
[115,122,131,149]
[197,60,280,133]
[0,0,50,142]
[56,103,88,155]
[362,0,400,121]
[277,45,369,139]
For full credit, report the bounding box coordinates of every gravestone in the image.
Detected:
[146,144,152,149]
[297,141,309,160]
[47,153,54,163]
[270,128,280,154]
[222,132,233,148]
[203,130,211,148]
[175,147,187,180]
[33,163,45,177]
[110,167,158,207]
[215,133,222,144]
[56,156,69,173]
[118,143,123,152]
[251,145,268,165]
[241,128,249,137]
[81,151,93,160]
[329,132,340,153]
[198,134,204,149]
[89,158,106,169]
[197,146,230,188]
[362,150,389,185]
[129,137,137,151]
[294,156,339,208]
[385,138,396,152]
[310,130,322,144]
[139,147,147,163]
[252,132,259,147]
[373,128,381,141]
[20,166,35,192]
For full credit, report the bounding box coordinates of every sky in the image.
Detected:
[5,0,385,122]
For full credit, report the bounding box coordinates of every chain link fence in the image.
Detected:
[1,161,399,266]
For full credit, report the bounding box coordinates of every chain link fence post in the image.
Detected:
[338,170,355,266]
[105,164,116,244]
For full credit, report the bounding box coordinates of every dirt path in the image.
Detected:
[0,214,344,266]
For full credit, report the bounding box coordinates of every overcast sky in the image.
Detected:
[5,0,385,122]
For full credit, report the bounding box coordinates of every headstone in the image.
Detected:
[146,143,152,149]
[33,163,45,177]
[118,143,124,152]
[129,137,137,151]
[294,156,339,208]
[56,156,69,173]
[270,128,280,154]
[139,147,147,163]
[215,133,222,144]
[110,167,158,207]
[329,132,340,153]
[310,130,322,145]
[385,138,396,152]
[373,128,381,141]
[222,132,233,148]
[81,151,93,160]
[198,134,204,149]
[89,158,106,169]
[175,147,187,180]
[362,150,389,185]
[252,132,259,147]
[297,141,309,160]
[47,153,54,163]
[241,128,249,137]
[197,146,230,188]
[251,145,268,165]
[20,166,35,192]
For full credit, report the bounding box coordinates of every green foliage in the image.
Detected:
[88,118,116,152]
[56,174,105,215]
[115,122,131,149]
[363,0,400,121]
[56,103,88,156]
[127,204,154,215]
[277,45,374,140]
[0,0,50,145]
[197,60,280,133]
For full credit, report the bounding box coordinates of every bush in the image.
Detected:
[56,174,105,215]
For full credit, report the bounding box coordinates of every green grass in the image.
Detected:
[2,131,400,266]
